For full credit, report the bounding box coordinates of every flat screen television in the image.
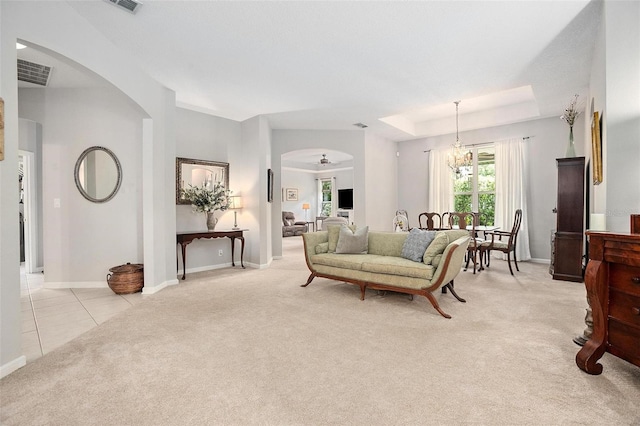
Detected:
[338,189,353,210]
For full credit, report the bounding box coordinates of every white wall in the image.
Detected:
[364,132,398,232]
[2,0,176,375]
[397,115,586,260]
[601,0,640,231]
[175,107,244,273]
[281,169,316,223]
[19,88,144,284]
[239,115,272,267]
[588,9,606,218]
[271,129,366,257]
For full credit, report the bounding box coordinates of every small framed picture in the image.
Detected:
[285,188,298,201]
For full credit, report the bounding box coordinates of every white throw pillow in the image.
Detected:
[335,225,369,254]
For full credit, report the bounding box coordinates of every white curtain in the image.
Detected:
[494,138,531,261]
[427,148,453,214]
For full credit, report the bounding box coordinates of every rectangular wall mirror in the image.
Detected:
[176,157,229,205]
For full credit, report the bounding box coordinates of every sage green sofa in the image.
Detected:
[302,229,471,318]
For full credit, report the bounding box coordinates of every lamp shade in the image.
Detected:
[228,195,242,209]
[302,203,310,210]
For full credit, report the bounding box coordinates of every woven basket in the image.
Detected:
[107,263,144,294]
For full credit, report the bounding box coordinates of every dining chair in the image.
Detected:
[480,209,523,275]
[448,212,483,274]
[418,212,442,230]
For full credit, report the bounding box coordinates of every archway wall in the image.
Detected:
[2,0,177,287]
[271,129,366,258]
[1,1,176,373]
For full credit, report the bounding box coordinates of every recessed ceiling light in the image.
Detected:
[16,43,27,50]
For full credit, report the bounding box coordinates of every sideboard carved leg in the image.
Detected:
[576,260,607,374]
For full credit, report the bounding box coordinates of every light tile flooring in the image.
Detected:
[20,265,144,364]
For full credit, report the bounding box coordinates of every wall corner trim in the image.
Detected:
[1,356,27,379]
[142,279,178,295]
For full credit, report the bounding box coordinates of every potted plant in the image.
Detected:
[181,182,231,231]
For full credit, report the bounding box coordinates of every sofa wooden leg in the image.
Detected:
[444,281,466,303]
[301,273,316,287]
[360,285,367,300]
[425,292,451,319]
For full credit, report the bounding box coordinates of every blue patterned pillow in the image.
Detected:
[401,228,437,262]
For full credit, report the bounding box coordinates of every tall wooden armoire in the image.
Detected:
[551,157,585,282]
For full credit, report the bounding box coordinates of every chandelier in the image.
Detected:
[447,101,472,177]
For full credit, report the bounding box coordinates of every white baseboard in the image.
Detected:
[530,258,551,264]
[181,263,233,275]
[44,281,107,289]
[1,356,26,379]
[142,278,178,295]
[245,260,270,269]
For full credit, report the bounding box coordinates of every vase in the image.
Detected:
[565,126,576,158]
[206,212,218,231]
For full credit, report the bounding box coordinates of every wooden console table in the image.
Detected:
[177,230,246,280]
[576,231,640,374]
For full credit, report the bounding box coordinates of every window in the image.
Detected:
[320,178,333,216]
[453,146,495,225]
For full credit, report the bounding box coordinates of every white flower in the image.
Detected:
[181,183,231,214]
[560,94,581,127]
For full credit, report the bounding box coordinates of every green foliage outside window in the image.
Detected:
[321,180,332,216]
[452,149,495,226]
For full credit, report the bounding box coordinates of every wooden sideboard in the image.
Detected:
[177,230,246,280]
[576,231,640,374]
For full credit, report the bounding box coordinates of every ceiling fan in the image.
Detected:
[319,154,331,165]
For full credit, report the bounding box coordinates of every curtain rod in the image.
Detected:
[422,136,531,153]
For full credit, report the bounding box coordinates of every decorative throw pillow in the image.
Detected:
[431,253,444,268]
[401,228,437,262]
[423,232,449,265]
[315,242,329,254]
[328,224,356,252]
[335,225,369,254]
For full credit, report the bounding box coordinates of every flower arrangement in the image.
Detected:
[181,182,231,213]
[560,94,581,127]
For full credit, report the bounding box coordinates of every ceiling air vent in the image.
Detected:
[353,122,368,129]
[17,59,52,86]
[104,0,142,14]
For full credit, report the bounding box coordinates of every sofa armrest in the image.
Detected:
[426,235,471,290]
[302,231,329,266]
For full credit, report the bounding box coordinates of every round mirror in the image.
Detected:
[74,146,122,203]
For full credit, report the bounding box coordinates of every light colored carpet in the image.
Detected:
[1,237,639,425]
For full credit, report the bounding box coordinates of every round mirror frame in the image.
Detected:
[74,146,122,203]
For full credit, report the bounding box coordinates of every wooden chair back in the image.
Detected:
[418,212,442,230]
[447,212,476,231]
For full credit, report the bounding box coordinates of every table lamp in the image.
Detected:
[229,195,243,230]
[302,203,310,222]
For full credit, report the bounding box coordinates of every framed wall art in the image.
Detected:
[591,111,603,185]
[285,188,298,201]
[176,157,229,204]
[267,168,274,202]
